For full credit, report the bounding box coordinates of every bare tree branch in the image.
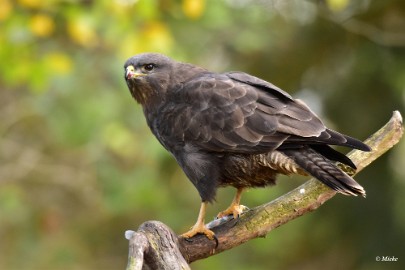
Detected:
[126,111,403,269]
[126,222,190,270]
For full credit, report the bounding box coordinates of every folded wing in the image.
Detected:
[159,71,369,155]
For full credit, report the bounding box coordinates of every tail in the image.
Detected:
[281,146,366,197]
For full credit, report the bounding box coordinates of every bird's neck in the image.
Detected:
[130,81,165,108]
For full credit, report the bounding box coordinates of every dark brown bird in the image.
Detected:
[123,53,370,240]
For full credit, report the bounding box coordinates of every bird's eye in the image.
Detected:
[143,64,155,72]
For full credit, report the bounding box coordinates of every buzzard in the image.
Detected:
[123,53,370,240]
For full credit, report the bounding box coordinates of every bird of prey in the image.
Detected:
[123,53,370,240]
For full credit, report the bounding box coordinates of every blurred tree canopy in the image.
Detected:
[0,0,404,269]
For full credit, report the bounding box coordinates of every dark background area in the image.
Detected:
[0,0,404,269]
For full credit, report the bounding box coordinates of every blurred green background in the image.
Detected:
[1,0,404,269]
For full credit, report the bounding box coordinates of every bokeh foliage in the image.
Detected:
[1,0,404,269]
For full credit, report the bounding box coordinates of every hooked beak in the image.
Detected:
[125,65,144,80]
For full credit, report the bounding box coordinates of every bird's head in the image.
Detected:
[124,53,174,105]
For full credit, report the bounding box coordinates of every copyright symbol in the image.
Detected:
[376,256,380,261]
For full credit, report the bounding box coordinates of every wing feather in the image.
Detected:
[157,71,366,154]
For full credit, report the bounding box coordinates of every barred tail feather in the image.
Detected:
[281,147,366,197]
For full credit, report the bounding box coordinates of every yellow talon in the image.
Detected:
[217,204,248,219]
[216,188,247,219]
[181,225,215,240]
[181,202,215,240]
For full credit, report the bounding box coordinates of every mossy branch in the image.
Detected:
[126,111,403,269]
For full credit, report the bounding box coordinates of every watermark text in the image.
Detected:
[375,256,398,262]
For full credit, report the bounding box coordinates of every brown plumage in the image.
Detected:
[124,53,370,239]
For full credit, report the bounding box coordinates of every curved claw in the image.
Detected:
[216,187,247,220]
[181,225,215,240]
[216,204,249,219]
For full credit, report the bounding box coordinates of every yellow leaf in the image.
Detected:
[44,52,73,75]
[119,21,173,57]
[182,0,205,20]
[29,14,54,37]
[142,21,173,52]
[119,35,140,59]
[67,17,98,47]
[326,0,350,12]
[17,0,43,8]
[0,0,12,21]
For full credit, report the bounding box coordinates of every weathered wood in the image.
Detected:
[126,231,149,270]
[126,111,403,268]
[126,221,190,270]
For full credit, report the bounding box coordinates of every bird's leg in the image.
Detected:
[181,201,215,240]
[216,188,248,219]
